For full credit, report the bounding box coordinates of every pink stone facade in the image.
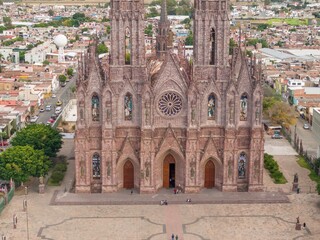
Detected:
[74,0,264,193]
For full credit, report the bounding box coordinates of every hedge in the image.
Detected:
[264,153,287,184]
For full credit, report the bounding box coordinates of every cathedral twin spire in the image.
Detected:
[156,0,171,59]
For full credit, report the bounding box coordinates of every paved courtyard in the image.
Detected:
[0,138,320,240]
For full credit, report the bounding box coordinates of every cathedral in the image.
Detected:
[74,0,264,193]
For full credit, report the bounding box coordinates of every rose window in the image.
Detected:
[158,92,182,116]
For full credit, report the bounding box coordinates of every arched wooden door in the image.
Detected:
[163,154,175,188]
[123,160,134,189]
[204,160,215,188]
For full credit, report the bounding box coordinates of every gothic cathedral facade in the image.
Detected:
[74,0,264,193]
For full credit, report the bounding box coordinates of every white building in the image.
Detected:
[25,41,57,64]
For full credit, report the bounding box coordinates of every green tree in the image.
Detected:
[147,7,159,18]
[229,38,237,55]
[144,24,153,37]
[11,122,63,157]
[185,31,193,46]
[106,25,111,35]
[266,101,297,128]
[96,43,108,54]
[59,74,67,84]
[3,16,13,28]
[0,146,51,183]
[257,23,270,31]
[67,68,74,77]
[48,9,54,16]
[247,38,268,48]
[43,60,50,66]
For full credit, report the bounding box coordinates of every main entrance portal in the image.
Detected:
[163,154,175,188]
[123,160,134,189]
[204,160,215,188]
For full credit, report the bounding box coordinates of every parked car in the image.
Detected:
[30,116,39,123]
[48,118,55,124]
[0,141,9,146]
[303,123,310,129]
[272,134,283,139]
[52,94,57,98]
[46,105,52,111]
[55,106,62,114]
[51,114,57,120]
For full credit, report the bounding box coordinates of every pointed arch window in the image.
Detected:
[207,93,216,120]
[124,93,133,120]
[92,153,101,179]
[92,94,100,121]
[240,93,248,121]
[210,28,216,65]
[238,152,246,179]
[125,27,131,65]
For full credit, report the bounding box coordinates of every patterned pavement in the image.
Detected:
[0,137,320,240]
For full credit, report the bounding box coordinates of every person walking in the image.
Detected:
[171,233,175,240]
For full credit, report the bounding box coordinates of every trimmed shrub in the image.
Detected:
[264,153,287,184]
[50,171,64,184]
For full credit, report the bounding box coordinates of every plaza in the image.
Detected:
[0,137,320,240]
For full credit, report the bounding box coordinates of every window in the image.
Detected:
[208,93,216,119]
[92,153,101,179]
[238,152,246,179]
[92,94,100,121]
[125,27,131,65]
[124,93,133,120]
[210,28,216,65]
[158,92,182,116]
[240,93,248,121]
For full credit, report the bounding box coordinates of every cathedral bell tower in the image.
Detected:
[156,0,170,59]
[110,0,146,66]
[193,0,229,67]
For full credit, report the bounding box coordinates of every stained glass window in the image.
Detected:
[238,152,246,179]
[158,92,182,116]
[92,95,100,121]
[124,93,133,120]
[240,93,248,121]
[208,93,216,119]
[92,153,101,178]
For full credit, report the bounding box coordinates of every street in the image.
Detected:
[37,73,77,125]
[291,117,320,159]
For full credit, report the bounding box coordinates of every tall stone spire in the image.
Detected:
[160,0,167,23]
[156,0,170,59]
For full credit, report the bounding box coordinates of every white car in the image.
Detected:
[303,123,310,129]
[52,94,57,98]
[30,116,39,123]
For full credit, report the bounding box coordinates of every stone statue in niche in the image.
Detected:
[255,100,260,123]
[191,99,196,124]
[106,161,111,177]
[190,156,196,178]
[106,105,111,123]
[254,159,259,180]
[80,158,85,177]
[229,100,234,124]
[144,160,151,179]
[228,157,233,179]
[145,102,150,125]
[80,109,84,120]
